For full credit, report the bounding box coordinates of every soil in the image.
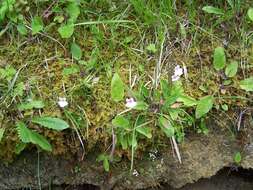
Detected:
[47,168,253,190]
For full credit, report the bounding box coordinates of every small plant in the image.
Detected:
[234,152,242,165]
[16,116,69,152]
[15,99,69,153]
[106,67,215,171]
[96,154,110,172]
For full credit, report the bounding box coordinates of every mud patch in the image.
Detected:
[44,167,253,190]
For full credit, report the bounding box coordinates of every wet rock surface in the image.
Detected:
[1,123,253,190]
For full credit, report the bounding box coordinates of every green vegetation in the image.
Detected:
[0,0,252,171]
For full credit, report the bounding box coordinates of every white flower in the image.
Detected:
[58,97,68,108]
[171,74,181,82]
[174,65,183,76]
[125,98,137,108]
[171,65,184,82]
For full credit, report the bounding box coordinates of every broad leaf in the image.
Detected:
[136,126,152,138]
[32,117,69,131]
[177,95,197,107]
[239,77,253,91]
[196,96,214,119]
[119,134,128,149]
[112,116,130,130]
[58,24,74,38]
[202,6,224,15]
[30,131,52,151]
[16,122,31,143]
[103,157,110,172]
[66,2,80,21]
[18,100,45,111]
[159,116,175,137]
[111,73,124,102]
[17,24,28,35]
[96,154,110,172]
[31,16,44,35]
[133,101,148,110]
[15,142,27,154]
[213,47,226,70]
[71,42,82,60]
[62,65,80,76]
[225,61,238,77]
[247,8,253,21]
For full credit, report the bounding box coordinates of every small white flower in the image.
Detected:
[125,98,137,108]
[174,65,183,76]
[58,97,68,108]
[171,74,181,82]
[132,169,139,176]
[171,65,184,82]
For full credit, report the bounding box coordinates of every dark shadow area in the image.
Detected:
[152,167,253,190]
[42,184,100,190]
[18,167,253,190]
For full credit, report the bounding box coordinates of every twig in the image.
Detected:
[171,136,182,164]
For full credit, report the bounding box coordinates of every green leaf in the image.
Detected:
[225,61,238,77]
[133,101,148,110]
[202,6,224,15]
[17,24,28,35]
[159,116,175,137]
[112,116,130,130]
[224,80,232,86]
[17,122,52,152]
[160,79,170,98]
[58,23,74,38]
[62,65,80,76]
[103,157,110,172]
[18,100,45,111]
[213,47,226,70]
[221,104,228,111]
[0,128,5,142]
[119,134,128,149]
[247,8,253,21]
[16,122,31,143]
[146,43,157,53]
[30,131,52,151]
[129,133,137,148]
[13,82,25,97]
[32,117,69,131]
[96,154,110,172]
[239,77,253,91]
[169,109,181,120]
[177,95,197,107]
[234,152,241,164]
[71,42,82,60]
[195,96,214,119]
[111,73,124,102]
[66,2,80,21]
[15,142,27,154]
[136,126,152,138]
[31,16,44,35]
